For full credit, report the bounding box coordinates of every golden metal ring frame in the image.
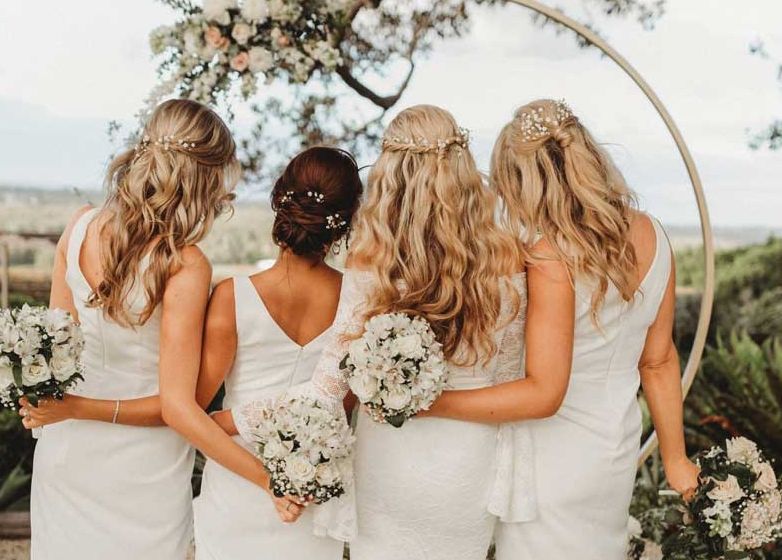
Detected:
[507,0,716,466]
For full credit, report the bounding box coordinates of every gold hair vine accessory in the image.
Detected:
[382,127,471,156]
[518,99,575,142]
[134,134,198,155]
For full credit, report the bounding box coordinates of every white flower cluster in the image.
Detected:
[340,312,449,428]
[147,0,346,108]
[250,395,355,503]
[0,305,84,410]
[698,437,782,552]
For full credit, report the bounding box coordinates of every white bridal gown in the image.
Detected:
[236,269,534,560]
[30,208,195,560]
[496,216,673,560]
[194,276,345,560]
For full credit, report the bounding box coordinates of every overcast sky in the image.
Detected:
[0,0,780,227]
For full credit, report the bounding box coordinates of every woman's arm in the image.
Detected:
[639,254,699,497]
[422,243,575,423]
[158,248,304,522]
[195,279,238,410]
[22,207,165,429]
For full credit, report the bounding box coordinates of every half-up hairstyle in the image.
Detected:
[491,98,638,323]
[270,147,363,256]
[350,105,521,367]
[91,99,239,326]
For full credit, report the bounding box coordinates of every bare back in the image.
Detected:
[248,261,343,348]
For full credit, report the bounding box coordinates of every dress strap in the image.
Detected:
[643,216,673,312]
[65,208,99,293]
[232,276,261,341]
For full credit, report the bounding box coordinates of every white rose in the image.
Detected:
[241,0,269,22]
[393,333,424,359]
[726,437,760,465]
[284,452,317,486]
[315,462,341,486]
[707,475,745,504]
[754,461,778,492]
[383,385,412,411]
[740,501,768,534]
[349,372,380,403]
[202,0,235,24]
[763,490,782,519]
[49,349,77,382]
[0,356,14,388]
[262,436,291,460]
[22,354,51,385]
[248,46,273,72]
[231,22,254,45]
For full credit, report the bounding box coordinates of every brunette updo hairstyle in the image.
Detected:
[270,147,363,256]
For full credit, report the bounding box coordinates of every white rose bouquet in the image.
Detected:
[0,305,84,411]
[339,312,448,428]
[250,395,354,504]
[660,437,782,559]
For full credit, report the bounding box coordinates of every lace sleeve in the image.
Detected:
[233,270,374,442]
[309,271,374,405]
[495,273,527,384]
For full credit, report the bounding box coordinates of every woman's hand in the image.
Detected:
[664,455,701,501]
[271,494,308,523]
[19,395,80,429]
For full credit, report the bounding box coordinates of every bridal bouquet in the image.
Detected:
[0,305,85,411]
[660,437,782,559]
[250,395,354,504]
[340,312,448,428]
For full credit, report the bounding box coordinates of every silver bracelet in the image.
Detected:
[111,400,121,424]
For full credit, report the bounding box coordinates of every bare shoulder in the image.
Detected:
[629,210,656,244]
[209,277,235,307]
[174,245,212,282]
[528,237,570,283]
[57,204,95,250]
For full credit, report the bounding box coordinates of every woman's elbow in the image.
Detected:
[160,397,191,431]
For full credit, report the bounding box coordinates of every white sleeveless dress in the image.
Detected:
[235,270,534,560]
[193,276,345,560]
[496,217,672,560]
[30,208,196,560]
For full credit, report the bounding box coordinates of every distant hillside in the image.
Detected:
[1,185,778,251]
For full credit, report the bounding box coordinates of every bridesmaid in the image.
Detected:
[192,147,362,559]
[20,99,295,558]
[422,99,701,560]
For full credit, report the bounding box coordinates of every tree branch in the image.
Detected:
[335,61,415,110]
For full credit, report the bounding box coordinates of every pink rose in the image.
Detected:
[230,51,250,72]
[277,34,291,47]
[204,26,229,51]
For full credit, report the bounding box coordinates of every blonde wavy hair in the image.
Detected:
[350,104,521,366]
[491,99,638,323]
[89,99,239,326]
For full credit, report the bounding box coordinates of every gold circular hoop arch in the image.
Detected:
[507,0,716,466]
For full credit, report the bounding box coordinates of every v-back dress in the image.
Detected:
[234,269,535,560]
[193,276,345,560]
[30,208,195,559]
